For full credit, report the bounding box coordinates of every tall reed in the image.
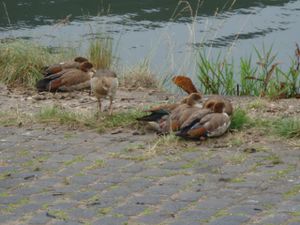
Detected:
[196,44,300,98]
[88,36,113,69]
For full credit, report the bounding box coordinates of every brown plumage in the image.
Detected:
[42,56,88,76]
[176,101,231,139]
[159,93,203,133]
[36,62,94,92]
[137,93,202,133]
[172,75,233,116]
[203,95,233,116]
[90,69,119,115]
[172,75,199,94]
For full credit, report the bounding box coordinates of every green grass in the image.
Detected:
[272,118,300,138]
[85,109,145,133]
[37,105,143,132]
[230,108,250,130]
[37,106,84,125]
[0,40,74,87]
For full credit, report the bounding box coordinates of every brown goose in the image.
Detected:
[90,69,119,115]
[42,56,88,77]
[36,62,94,92]
[172,75,233,115]
[138,93,203,134]
[203,95,233,116]
[176,101,231,140]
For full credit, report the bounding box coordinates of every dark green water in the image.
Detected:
[1,0,300,75]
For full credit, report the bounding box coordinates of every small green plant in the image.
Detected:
[272,118,300,138]
[230,108,250,130]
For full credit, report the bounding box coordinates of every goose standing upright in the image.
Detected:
[90,69,119,115]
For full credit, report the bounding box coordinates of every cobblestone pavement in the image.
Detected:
[1,122,300,225]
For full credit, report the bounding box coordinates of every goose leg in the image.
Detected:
[108,97,113,116]
[98,98,102,112]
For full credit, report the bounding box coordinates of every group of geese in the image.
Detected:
[36,57,233,141]
[138,76,233,140]
[36,57,118,115]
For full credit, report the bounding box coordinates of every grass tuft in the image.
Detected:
[0,40,73,87]
[272,118,300,138]
[230,108,250,130]
[120,59,159,89]
[89,36,113,69]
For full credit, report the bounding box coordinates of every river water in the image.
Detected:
[1,0,300,77]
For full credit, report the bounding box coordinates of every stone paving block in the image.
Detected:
[245,193,282,206]
[143,185,180,197]
[288,222,300,225]
[49,202,77,211]
[207,215,250,225]
[100,186,132,199]
[12,186,44,196]
[160,161,189,170]
[13,203,41,215]
[278,202,300,213]
[69,208,98,220]
[138,168,174,178]
[0,214,17,224]
[28,212,51,224]
[69,175,98,186]
[0,195,23,204]
[32,177,61,189]
[135,212,170,224]
[112,202,146,216]
[169,219,203,225]
[93,215,129,225]
[172,191,202,202]
[120,164,146,174]
[196,197,235,210]
[124,177,154,192]
[227,204,264,216]
[159,200,190,214]
[70,191,97,202]
[257,213,291,225]
[176,209,216,221]
[51,221,83,225]
[129,194,163,206]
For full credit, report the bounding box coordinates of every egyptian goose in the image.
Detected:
[42,56,88,77]
[90,69,118,115]
[172,75,233,115]
[176,101,231,140]
[138,93,203,134]
[36,61,94,92]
